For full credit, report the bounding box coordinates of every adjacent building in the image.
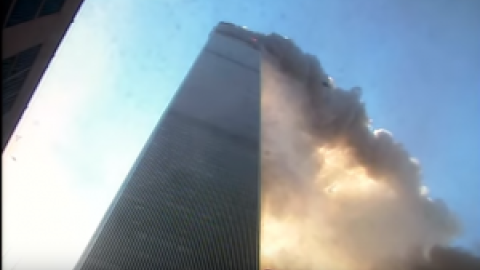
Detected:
[2,0,85,151]
[75,23,263,269]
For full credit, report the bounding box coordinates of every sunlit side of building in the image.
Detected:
[74,23,262,269]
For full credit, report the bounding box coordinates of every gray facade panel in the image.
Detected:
[77,31,261,270]
[172,50,260,142]
[205,33,259,71]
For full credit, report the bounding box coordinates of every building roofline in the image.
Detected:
[213,22,265,50]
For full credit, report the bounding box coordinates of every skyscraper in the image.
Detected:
[2,0,85,151]
[75,22,263,269]
[72,21,480,270]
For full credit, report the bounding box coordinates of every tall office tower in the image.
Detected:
[75,23,263,270]
[2,0,85,151]
[74,21,480,270]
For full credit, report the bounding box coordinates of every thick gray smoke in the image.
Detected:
[402,246,480,270]
[258,33,479,270]
[262,33,420,195]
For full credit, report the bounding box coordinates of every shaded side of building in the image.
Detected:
[2,0,85,151]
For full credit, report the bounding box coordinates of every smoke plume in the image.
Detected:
[259,33,479,270]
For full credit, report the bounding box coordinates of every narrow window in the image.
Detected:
[2,44,42,114]
[5,0,43,27]
[38,0,66,17]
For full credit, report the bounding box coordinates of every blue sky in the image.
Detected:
[3,0,480,268]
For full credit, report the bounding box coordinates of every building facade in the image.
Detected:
[2,0,84,151]
[75,23,262,269]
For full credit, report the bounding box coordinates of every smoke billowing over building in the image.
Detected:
[75,22,480,270]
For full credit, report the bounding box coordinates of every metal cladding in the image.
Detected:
[75,23,261,270]
[75,22,480,270]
